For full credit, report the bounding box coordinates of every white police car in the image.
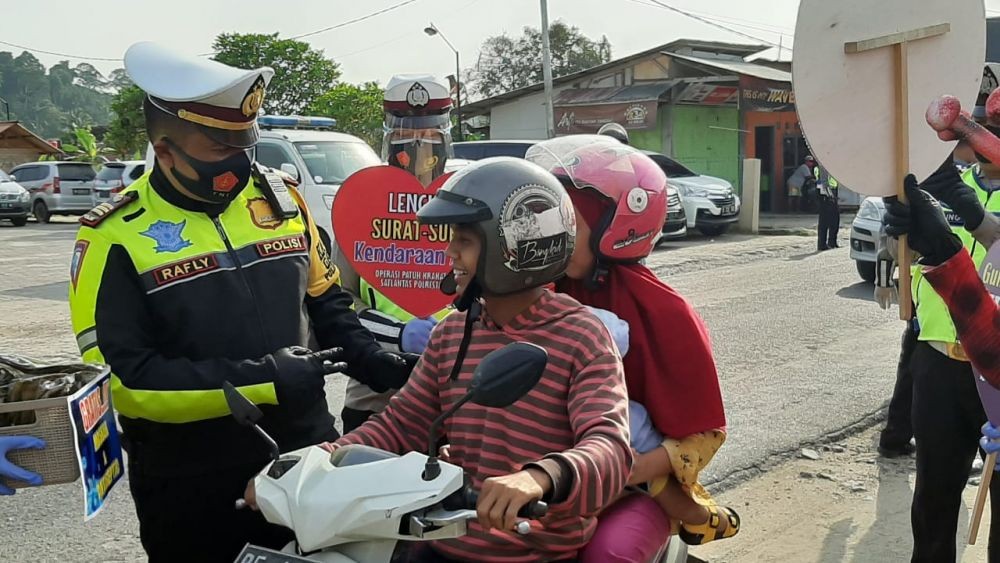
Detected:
[254,116,381,240]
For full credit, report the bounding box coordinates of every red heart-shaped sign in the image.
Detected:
[332,165,454,318]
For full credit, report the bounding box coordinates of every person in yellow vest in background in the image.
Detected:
[67,43,415,562]
[813,162,841,251]
[336,74,455,432]
[905,158,1000,562]
[877,69,1000,560]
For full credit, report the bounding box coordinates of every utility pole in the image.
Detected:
[540,0,555,138]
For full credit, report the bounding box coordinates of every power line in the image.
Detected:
[0,40,121,63]
[628,0,787,49]
[334,0,483,59]
[0,0,422,63]
[290,0,419,40]
[624,0,794,35]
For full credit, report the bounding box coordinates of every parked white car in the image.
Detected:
[254,116,382,240]
[644,152,740,237]
[850,197,887,282]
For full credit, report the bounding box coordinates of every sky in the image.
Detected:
[6,0,1000,99]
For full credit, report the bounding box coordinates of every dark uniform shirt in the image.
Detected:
[69,166,379,475]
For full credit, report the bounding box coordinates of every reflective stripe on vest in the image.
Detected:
[359,279,451,321]
[912,167,1000,344]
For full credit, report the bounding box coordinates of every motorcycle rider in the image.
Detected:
[337,74,455,432]
[526,137,736,560]
[248,157,632,562]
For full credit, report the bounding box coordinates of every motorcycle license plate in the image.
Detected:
[721,205,736,215]
[233,544,319,563]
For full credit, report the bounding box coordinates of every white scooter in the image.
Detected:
[227,342,686,563]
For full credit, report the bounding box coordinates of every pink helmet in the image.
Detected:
[526,136,668,262]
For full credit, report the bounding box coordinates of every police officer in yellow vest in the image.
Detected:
[896,77,1000,558]
[336,74,455,432]
[68,43,414,562]
[814,163,840,250]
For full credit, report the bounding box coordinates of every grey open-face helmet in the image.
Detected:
[597,122,629,145]
[417,157,577,296]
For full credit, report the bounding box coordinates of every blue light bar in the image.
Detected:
[258,115,338,130]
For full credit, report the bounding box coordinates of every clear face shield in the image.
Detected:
[382,113,453,184]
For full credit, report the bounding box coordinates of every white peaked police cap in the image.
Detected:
[125,41,275,147]
[384,74,452,117]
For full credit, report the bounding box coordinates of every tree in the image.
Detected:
[107,68,133,91]
[467,21,612,98]
[105,85,146,159]
[73,63,108,92]
[212,33,341,115]
[307,82,383,148]
[0,51,112,138]
[55,127,114,164]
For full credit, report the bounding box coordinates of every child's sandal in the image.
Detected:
[679,505,741,545]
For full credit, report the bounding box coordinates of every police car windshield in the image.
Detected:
[293,141,380,184]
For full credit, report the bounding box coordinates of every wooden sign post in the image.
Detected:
[793,0,983,324]
[844,24,951,321]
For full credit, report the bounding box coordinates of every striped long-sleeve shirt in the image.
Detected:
[335,290,632,562]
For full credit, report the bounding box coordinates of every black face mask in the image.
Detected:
[388,140,448,179]
[164,138,254,204]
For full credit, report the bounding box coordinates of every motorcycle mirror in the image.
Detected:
[224,381,281,462]
[422,342,546,481]
[468,343,547,408]
[223,381,264,427]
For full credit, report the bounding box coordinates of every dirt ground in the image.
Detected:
[691,425,991,563]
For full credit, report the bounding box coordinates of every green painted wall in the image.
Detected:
[629,109,664,153]
[669,105,740,189]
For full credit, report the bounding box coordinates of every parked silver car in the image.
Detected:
[9,161,97,223]
[93,161,145,206]
[0,170,30,226]
[850,196,886,282]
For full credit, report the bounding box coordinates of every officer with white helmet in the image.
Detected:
[337,75,456,432]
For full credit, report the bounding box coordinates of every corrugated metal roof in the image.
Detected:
[461,38,772,115]
[0,122,61,154]
[553,81,678,106]
[666,53,792,82]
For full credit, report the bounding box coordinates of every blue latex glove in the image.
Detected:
[980,422,1000,471]
[401,317,438,354]
[0,435,45,495]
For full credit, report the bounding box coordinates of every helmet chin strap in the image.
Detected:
[585,261,610,290]
[439,274,483,382]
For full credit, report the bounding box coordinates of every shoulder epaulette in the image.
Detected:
[79,192,139,228]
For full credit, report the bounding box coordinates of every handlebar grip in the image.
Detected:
[522,499,548,519]
[460,490,548,518]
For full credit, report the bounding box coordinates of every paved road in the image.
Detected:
[0,221,900,561]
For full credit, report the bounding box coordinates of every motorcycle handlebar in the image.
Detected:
[444,487,548,519]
